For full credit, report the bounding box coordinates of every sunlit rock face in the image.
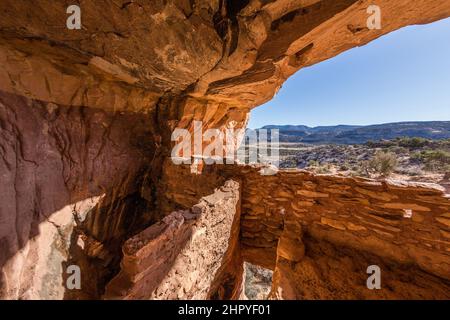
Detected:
[1,0,450,299]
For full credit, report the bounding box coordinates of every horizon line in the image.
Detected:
[250,119,450,129]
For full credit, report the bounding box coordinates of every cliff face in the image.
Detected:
[0,90,157,299]
[0,0,450,299]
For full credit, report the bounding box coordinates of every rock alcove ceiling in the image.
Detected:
[0,0,450,300]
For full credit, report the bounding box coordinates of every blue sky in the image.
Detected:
[248,17,450,129]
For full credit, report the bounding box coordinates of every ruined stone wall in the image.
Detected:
[239,168,450,299]
[105,179,242,300]
[158,162,450,299]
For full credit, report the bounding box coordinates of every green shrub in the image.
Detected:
[366,140,395,149]
[314,163,333,174]
[356,161,371,177]
[412,149,450,172]
[306,160,333,174]
[307,160,319,167]
[366,151,398,177]
[389,146,408,154]
[396,137,430,149]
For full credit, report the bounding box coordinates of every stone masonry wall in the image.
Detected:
[238,167,450,299]
[237,168,450,277]
[159,162,450,299]
[104,180,242,300]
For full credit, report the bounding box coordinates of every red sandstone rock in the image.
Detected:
[105,180,242,300]
[0,0,450,300]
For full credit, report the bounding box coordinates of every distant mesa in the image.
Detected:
[261,121,450,144]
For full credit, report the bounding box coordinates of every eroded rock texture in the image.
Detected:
[0,0,450,299]
[0,90,156,299]
[160,163,450,299]
[234,167,450,299]
[1,1,450,133]
[105,180,242,300]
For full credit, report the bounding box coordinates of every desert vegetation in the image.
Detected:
[279,137,450,188]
